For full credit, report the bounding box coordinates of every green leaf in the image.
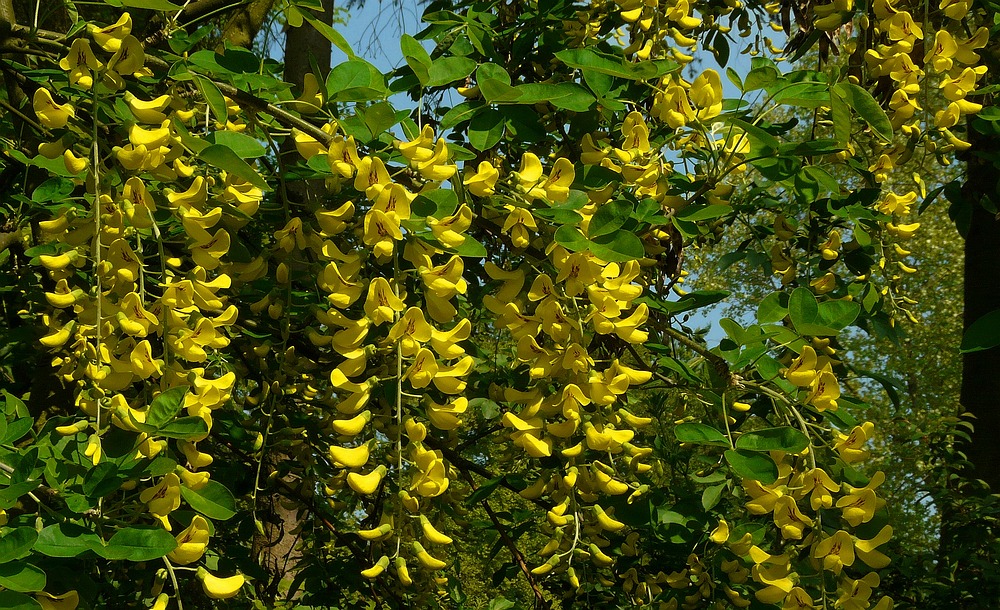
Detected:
[0,563,45,593]
[467,476,504,505]
[198,144,271,191]
[31,178,74,203]
[427,57,477,87]
[118,0,181,9]
[961,308,1000,353]
[412,189,457,218]
[0,482,37,510]
[702,483,726,510]
[171,117,209,154]
[199,145,269,191]
[757,292,788,324]
[191,74,228,125]
[0,591,42,609]
[589,231,644,263]
[441,101,483,129]
[674,423,730,447]
[640,290,730,316]
[675,204,732,221]
[818,299,861,331]
[833,82,893,142]
[98,527,177,562]
[736,428,810,453]
[401,35,432,85]
[155,416,210,440]
[83,462,121,498]
[555,48,674,80]
[589,200,632,238]
[724,449,778,484]
[207,131,266,158]
[743,66,779,91]
[554,225,590,252]
[788,288,858,336]
[0,528,36,563]
[34,524,102,558]
[302,15,356,59]
[515,83,594,112]
[830,91,852,146]
[0,418,32,445]
[450,235,488,258]
[469,398,500,419]
[181,480,237,520]
[327,59,386,101]
[488,596,516,610]
[145,386,188,428]
[532,208,583,224]
[469,109,505,151]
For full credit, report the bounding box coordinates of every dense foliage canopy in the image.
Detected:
[0,0,998,608]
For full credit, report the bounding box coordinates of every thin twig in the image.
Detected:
[459,469,550,610]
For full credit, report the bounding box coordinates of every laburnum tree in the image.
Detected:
[0,0,996,608]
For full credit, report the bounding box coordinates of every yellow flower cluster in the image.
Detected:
[859,0,988,153]
[294,121,471,585]
[32,14,253,602]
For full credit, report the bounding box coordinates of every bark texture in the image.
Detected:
[960,122,1000,493]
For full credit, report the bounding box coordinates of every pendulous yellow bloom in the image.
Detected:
[167,516,210,565]
[33,88,75,129]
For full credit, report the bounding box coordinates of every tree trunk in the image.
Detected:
[281,0,334,207]
[220,0,276,49]
[250,7,335,602]
[960,95,1000,493]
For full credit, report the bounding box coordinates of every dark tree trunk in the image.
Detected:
[960,90,1000,493]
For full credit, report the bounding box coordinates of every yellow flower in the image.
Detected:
[130,340,163,379]
[836,471,886,527]
[364,278,405,325]
[432,355,473,394]
[427,204,472,248]
[89,13,132,51]
[427,397,468,431]
[354,156,392,198]
[373,183,414,222]
[35,591,79,610]
[655,82,696,128]
[503,207,537,248]
[749,546,795,604]
[690,69,723,121]
[773,496,813,540]
[329,442,370,468]
[139,473,181,528]
[464,161,499,197]
[106,35,145,78]
[795,467,839,510]
[744,479,784,514]
[315,200,356,236]
[196,568,244,600]
[406,348,439,389]
[709,519,729,544]
[806,364,840,411]
[833,421,875,463]
[388,307,434,356]
[855,525,893,569]
[33,88,75,129]
[410,445,449,497]
[168,515,211,565]
[784,345,819,387]
[812,529,855,574]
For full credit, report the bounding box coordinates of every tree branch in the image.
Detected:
[458,469,550,610]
